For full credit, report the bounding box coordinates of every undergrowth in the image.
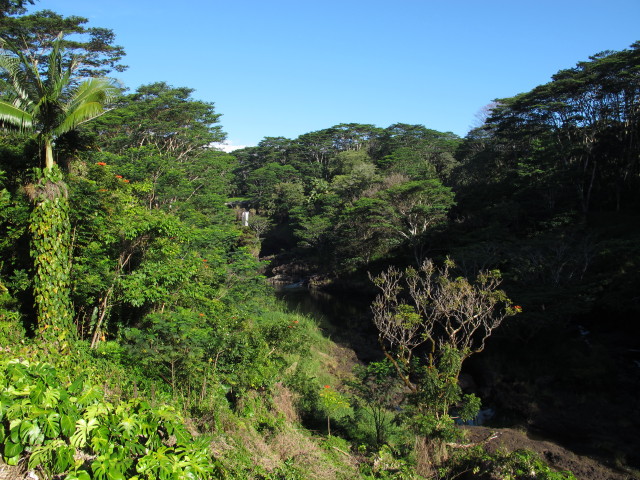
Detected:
[0,302,577,480]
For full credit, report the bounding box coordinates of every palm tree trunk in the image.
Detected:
[28,166,74,344]
[44,138,54,170]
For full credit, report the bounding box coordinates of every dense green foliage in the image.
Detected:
[0,3,637,478]
[228,39,640,475]
[0,359,217,479]
[0,3,125,77]
[441,447,577,480]
[28,167,73,341]
[0,29,117,340]
[232,123,460,271]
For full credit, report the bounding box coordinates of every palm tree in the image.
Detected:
[0,33,118,169]
[0,33,118,342]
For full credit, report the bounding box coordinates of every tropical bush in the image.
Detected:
[0,358,220,479]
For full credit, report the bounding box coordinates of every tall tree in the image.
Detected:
[0,34,118,169]
[379,179,456,264]
[0,8,126,77]
[0,33,117,340]
[370,259,517,474]
[87,82,224,158]
[0,0,35,17]
[487,42,640,214]
[84,82,227,210]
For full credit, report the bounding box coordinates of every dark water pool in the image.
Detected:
[272,284,382,362]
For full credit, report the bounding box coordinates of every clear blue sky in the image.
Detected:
[29,0,640,149]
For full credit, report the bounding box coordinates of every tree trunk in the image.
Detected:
[44,138,55,170]
[28,166,74,344]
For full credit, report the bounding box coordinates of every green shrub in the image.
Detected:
[441,446,576,480]
[0,358,221,479]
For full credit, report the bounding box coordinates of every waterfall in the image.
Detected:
[241,210,249,227]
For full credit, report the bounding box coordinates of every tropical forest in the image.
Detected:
[0,2,639,479]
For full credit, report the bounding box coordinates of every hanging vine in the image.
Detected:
[26,166,74,342]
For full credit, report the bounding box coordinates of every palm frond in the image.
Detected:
[0,32,117,163]
[65,77,119,111]
[0,100,33,131]
[8,41,45,96]
[0,37,44,102]
[45,33,64,88]
[11,95,34,116]
[54,101,109,136]
[0,55,34,103]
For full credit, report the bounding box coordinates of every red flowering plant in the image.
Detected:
[509,304,523,314]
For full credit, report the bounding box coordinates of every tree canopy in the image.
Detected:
[0,8,637,477]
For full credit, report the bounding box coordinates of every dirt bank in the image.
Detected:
[463,426,638,480]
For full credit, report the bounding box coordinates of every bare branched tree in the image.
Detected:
[370,258,519,475]
[370,258,518,391]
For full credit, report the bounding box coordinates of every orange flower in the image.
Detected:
[123,179,130,183]
[96,162,107,166]
[324,385,330,389]
[293,320,299,324]
[115,174,123,178]
[199,313,205,317]
[514,305,523,312]
[98,188,108,192]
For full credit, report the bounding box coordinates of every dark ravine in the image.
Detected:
[274,283,640,480]
[272,282,382,363]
